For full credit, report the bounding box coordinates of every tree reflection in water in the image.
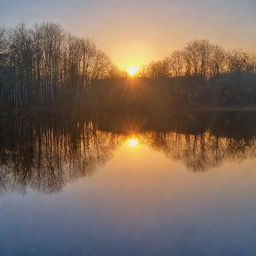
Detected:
[0,114,123,194]
[1,111,256,194]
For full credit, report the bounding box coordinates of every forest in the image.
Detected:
[1,22,256,111]
[0,22,119,110]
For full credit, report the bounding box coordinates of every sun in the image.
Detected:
[128,138,139,147]
[127,66,139,77]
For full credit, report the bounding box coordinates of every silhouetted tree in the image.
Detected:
[0,22,115,109]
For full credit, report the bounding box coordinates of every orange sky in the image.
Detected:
[1,0,256,70]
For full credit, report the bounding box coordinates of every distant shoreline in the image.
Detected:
[202,106,256,112]
[2,105,256,117]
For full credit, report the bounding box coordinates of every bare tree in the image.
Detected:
[165,50,184,77]
[209,44,226,77]
[227,49,254,73]
[0,22,115,108]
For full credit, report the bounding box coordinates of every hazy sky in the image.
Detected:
[1,0,256,69]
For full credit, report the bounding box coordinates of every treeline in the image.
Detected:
[141,40,256,79]
[0,22,119,109]
[139,40,256,106]
[1,24,256,110]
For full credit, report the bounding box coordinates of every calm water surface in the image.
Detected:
[1,112,256,255]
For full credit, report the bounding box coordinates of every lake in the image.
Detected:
[1,111,256,255]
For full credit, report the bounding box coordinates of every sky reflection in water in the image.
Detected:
[0,112,256,255]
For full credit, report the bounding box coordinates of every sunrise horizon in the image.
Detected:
[2,0,256,71]
[1,1,256,255]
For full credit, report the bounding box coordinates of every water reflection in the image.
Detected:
[0,114,122,194]
[1,111,256,194]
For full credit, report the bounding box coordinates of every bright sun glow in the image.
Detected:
[127,66,139,76]
[128,138,139,147]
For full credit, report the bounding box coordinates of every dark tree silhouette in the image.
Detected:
[0,23,116,110]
